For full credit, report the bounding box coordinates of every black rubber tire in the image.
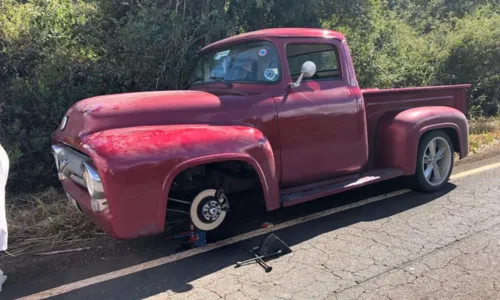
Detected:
[412,130,454,193]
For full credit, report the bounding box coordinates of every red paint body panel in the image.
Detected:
[272,37,368,187]
[200,28,345,53]
[51,28,471,239]
[76,125,279,239]
[281,168,403,207]
[363,85,470,171]
[375,106,468,175]
[62,179,117,237]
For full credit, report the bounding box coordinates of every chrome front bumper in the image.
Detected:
[52,144,109,212]
[51,144,90,188]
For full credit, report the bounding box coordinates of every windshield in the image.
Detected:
[190,41,282,85]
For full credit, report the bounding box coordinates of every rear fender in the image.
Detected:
[81,125,279,238]
[375,106,468,175]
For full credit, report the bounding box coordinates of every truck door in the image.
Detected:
[274,40,368,188]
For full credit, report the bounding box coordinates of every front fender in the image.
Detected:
[80,125,278,238]
[375,106,468,175]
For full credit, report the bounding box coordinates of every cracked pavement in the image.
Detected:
[2,152,500,300]
[144,161,500,300]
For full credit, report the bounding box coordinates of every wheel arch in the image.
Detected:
[375,106,469,175]
[162,154,279,214]
[419,125,459,150]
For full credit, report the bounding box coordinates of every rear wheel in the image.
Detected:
[412,130,454,193]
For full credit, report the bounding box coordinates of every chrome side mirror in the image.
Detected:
[291,61,317,88]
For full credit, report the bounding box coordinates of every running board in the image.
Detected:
[280,168,403,207]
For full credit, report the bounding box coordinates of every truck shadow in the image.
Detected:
[4,180,456,300]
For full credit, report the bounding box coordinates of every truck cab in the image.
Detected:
[187,29,369,187]
[51,28,470,239]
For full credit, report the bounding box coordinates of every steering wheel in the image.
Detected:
[227,64,252,81]
[268,59,278,69]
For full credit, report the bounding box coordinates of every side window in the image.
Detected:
[286,44,341,81]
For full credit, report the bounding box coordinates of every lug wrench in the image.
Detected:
[255,255,273,273]
[235,250,282,272]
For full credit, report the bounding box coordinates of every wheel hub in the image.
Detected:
[201,200,222,222]
[190,189,229,231]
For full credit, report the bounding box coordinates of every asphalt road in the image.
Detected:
[2,149,500,300]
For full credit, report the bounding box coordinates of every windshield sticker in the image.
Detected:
[258,49,268,57]
[264,68,278,81]
[214,50,230,60]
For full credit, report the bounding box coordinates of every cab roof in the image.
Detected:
[200,28,345,53]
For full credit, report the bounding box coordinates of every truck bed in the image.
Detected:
[362,84,471,170]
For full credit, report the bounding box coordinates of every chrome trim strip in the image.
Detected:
[69,174,86,187]
[82,161,104,196]
[60,116,68,130]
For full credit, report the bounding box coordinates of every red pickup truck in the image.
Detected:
[51,28,470,239]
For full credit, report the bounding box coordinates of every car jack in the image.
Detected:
[235,233,292,272]
[172,224,207,250]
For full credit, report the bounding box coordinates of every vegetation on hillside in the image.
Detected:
[1,0,499,193]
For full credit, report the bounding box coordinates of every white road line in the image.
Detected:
[450,162,500,181]
[17,162,500,300]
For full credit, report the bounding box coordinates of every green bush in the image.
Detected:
[0,0,499,193]
[328,7,440,89]
[0,0,98,191]
[435,5,500,116]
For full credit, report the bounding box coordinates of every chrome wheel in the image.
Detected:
[422,136,452,186]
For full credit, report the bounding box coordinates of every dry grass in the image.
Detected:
[3,188,100,258]
[469,117,500,154]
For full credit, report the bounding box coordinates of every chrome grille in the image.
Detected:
[51,144,91,188]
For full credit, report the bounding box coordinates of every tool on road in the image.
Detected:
[254,253,273,273]
[235,233,292,272]
[235,250,282,270]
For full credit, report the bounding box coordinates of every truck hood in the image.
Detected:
[56,90,230,146]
